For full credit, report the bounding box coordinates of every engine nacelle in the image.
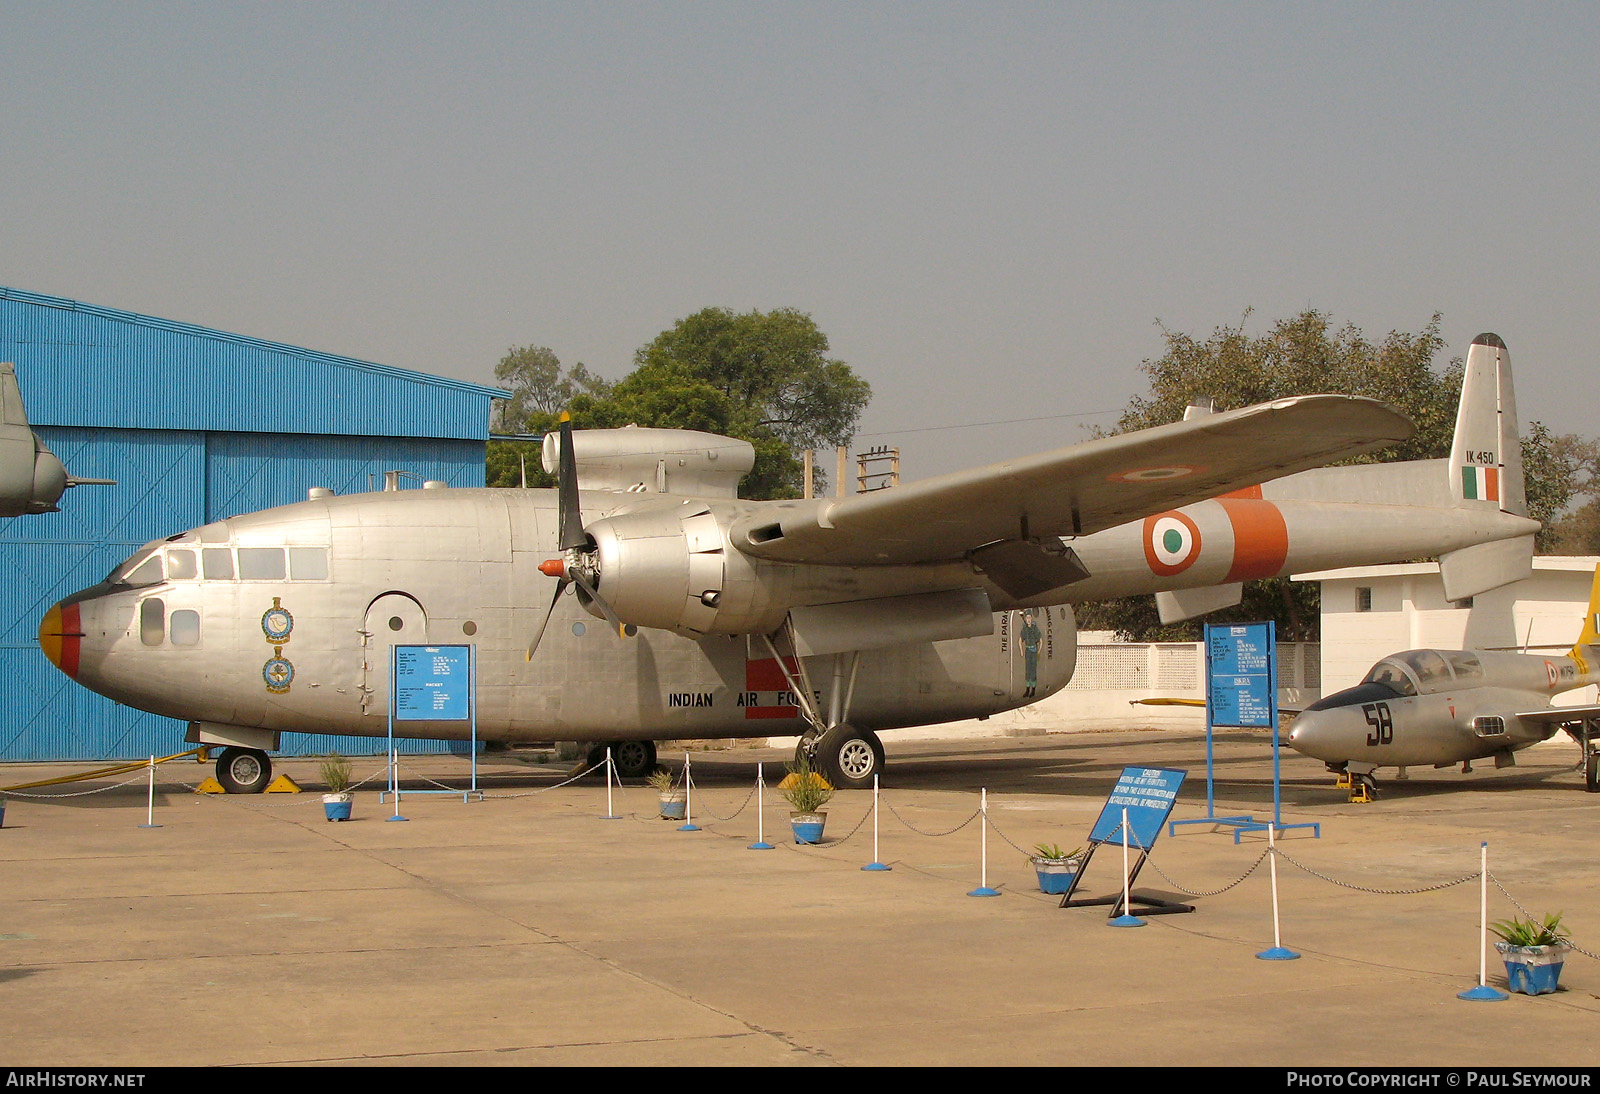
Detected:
[582,501,760,637]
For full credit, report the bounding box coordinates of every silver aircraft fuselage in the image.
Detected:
[41,487,1076,743]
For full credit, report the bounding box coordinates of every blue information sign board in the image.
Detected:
[1088,767,1187,848]
[394,645,473,722]
[1207,623,1275,728]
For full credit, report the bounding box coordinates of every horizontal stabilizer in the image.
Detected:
[1438,535,1534,602]
[1155,583,1243,624]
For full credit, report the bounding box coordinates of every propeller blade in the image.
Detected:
[556,413,586,551]
[525,576,569,660]
[568,569,629,637]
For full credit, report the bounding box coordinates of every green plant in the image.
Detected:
[319,752,352,794]
[648,768,677,794]
[1490,912,1569,948]
[1030,843,1083,863]
[780,754,834,813]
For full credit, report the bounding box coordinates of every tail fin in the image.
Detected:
[1450,333,1526,517]
[1571,566,1600,657]
[1437,334,1534,602]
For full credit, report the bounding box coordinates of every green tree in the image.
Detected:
[1078,310,1591,641]
[485,308,871,499]
[491,345,609,434]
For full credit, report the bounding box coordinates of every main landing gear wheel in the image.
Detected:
[216,747,272,795]
[1585,752,1599,793]
[812,724,885,791]
[612,740,657,779]
[589,741,657,779]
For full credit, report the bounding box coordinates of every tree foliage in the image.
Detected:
[1077,309,1593,641]
[491,345,610,434]
[485,308,871,499]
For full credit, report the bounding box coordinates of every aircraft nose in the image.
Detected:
[1286,711,1339,762]
[38,601,81,678]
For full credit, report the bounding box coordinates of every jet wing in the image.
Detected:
[1513,706,1600,725]
[732,395,1412,568]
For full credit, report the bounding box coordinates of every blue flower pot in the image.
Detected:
[1497,943,1569,995]
[659,794,686,820]
[790,811,827,844]
[323,794,352,822]
[1032,859,1080,894]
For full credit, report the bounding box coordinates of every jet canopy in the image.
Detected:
[1361,649,1485,697]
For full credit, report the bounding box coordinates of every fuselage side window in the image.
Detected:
[170,609,201,646]
[238,547,287,581]
[289,547,328,580]
[140,598,166,647]
[202,548,235,580]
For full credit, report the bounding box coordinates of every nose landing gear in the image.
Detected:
[216,747,272,795]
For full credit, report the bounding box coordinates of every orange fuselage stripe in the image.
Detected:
[1219,498,1289,582]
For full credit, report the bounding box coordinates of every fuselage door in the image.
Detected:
[360,593,429,717]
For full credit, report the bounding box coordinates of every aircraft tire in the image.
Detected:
[216,747,272,795]
[1586,752,1599,793]
[612,740,657,780]
[813,724,884,791]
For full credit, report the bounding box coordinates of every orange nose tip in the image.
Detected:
[39,602,81,677]
[538,559,565,578]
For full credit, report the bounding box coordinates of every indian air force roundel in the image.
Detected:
[1143,512,1202,576]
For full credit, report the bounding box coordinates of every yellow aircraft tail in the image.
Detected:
[1571,565,1600,657]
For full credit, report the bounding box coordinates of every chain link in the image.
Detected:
[881,797,980,837]
[1272,846,1479,896]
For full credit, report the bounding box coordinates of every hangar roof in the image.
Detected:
[0,286,510,440]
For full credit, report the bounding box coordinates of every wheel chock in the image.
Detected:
[265,775,302,794]
[195,778,226,795]
[1348,783,1375,804]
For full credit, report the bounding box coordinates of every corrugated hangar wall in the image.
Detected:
[0,287,508,761]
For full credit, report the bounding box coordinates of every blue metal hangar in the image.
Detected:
[0,286,509,762]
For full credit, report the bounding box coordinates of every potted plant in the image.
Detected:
[650,768,686,820]
[320,752,353,821]
[780,754,834,844]
[1491,912,1572,995]
[1028,843,1084,894]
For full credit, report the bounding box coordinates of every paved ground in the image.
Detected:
[1,729,1596,1067]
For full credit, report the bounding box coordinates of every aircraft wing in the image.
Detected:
[1513,706,1600,725]
[732,395,1412,569]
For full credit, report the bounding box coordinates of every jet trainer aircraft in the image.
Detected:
[0,361,113,516]
[1289,566,1600,799]
[40,334,1538,795]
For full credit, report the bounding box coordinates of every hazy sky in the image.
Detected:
[2,2,1595,480]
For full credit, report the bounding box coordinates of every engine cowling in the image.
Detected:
[580,502,760,637]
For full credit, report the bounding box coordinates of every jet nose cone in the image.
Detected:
[1286,711,1341,762]
[38,601,81,677]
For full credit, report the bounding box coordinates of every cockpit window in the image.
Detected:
[202,548,234,580]
[1446,652,1484,681]
[166,549,197,580]
[110,551,164,588]
[238,548,287,581]
[1362,659,1418,697]
[1401,649,1453,688]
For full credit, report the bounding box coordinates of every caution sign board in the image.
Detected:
[1088,767,1186,848]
